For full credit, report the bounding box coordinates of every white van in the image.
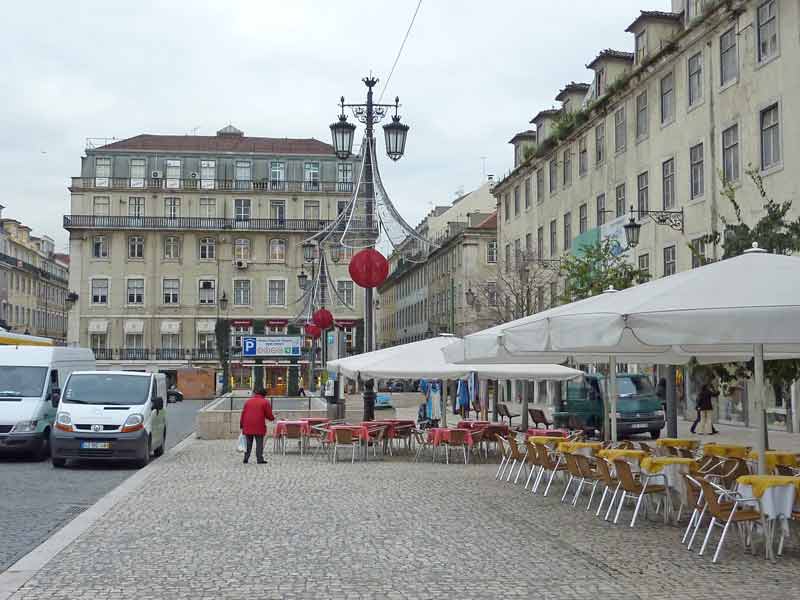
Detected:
[0,347,95,459]
[51,371,167,468]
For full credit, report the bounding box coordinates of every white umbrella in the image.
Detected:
[445,247,800,472]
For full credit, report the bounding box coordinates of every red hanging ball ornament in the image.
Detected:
[348,248,389,289]
[304,323,321,339]
[312,308,334,330]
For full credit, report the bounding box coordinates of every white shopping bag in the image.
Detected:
[237,434,246,453]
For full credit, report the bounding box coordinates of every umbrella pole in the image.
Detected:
[609,356,618,442]
[754,344,767,475]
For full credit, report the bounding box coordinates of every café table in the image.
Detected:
[746,450,800,473]
[457,420,490,430]
[427,427,476,463]
[736,474,800,559]
[528,428,568,438]
[641,456,699,521]
[557,441,603,456]
[655,438,700,454]
[703,443,750,459]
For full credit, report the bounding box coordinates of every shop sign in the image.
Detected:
[242,336,302,357]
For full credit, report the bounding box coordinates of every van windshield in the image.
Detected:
[617,377,654,397]
[64,374,150,405]
[0,366,47,398]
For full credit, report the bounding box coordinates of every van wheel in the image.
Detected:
[34,431,51,461]
[52,457,67,468]
[136,436,151,468]
[650,429,661,440]
[154,430,166,458]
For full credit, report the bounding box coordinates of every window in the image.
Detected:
[197,332,216,351]
[270,200,286,221]
[663,246,676,277]
[127,279,144,304]
[304,200,320,221]
[336,280,354,306]
[636,91,648,138]
[233,280,251,306]
[270,161,286,190]
[231,325,252,350]
[503,194,510,221]
[164,197,180,218]
[687,0,703,21]
[638,254,650,281]
[689,144,704,199]
[486,241,497,263]
[549,220,557,257]
[199,237,216,260]
[92,196,110,216]
[95,157,111,186]
[234,238,251,261]
[128,235,144,259]
[200,197,216,218]
[234,198,251,221]
[269,239,286,262]
[720,28,738,85]
[524,178,531,208]
[579,204,588,234]
[164,236,181,259]
[91,279,108,304]
[578,137,588,176]
[130,158,146,187]
[200,160,216,189]
[90,334,107,352]
[128,197,145,217]
[558,151,571,189]
[487,282,497,306]
[563,212,572,251]
[722,124,740,183]
[662,158,675,209]
[92,235,108,259]
[615,184,626,218]
[199,280,216,305]
[268,280,286,306]
[688,52,703,106]
[549,159,557,193]
[660,73,674,124]
[304,161,320,191]
[757,1,778,62]
[235,161,251,189]
[614,107,626,153]
[125,334,143,350]
[165,159,181,189]
[537,227,544,258]
[594,67,605,97]
[634,30,647,62]
[536,169,544,203]
[513,186,520,216]
[504,244,510,272]
[691,237,706,269]
[637,172,649,214]
[596,194,606,227]
[161,334,180,350]
[595,123,605,164]
[337,162,353,192]
[163,279,179,304]
[760,104,780,170]
[514,238,522,266]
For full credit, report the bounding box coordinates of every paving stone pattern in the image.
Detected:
[10,437,800,600]
[0,400,205,573]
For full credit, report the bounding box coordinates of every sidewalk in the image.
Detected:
[3,434,799,599]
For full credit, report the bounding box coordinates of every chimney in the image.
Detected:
[487,174,495,190]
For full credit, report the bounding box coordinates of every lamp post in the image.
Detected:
[328,77,409,357]
[623,204,685,249]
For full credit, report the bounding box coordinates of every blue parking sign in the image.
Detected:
[242,337,257,356]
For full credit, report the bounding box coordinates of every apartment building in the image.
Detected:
[66,125,364,392]
[0,206,69,342]
[494,0,798,425]
[377,182,498,347]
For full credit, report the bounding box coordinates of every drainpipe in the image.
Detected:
[706,37,719,259]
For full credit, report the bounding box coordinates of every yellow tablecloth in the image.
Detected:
[746,451,799,471]
[557,441,604,453]
[597,449,647,461]
[655,438,700,450]
[641,456,699,474]
[529,436,566,446]
[737,475,800,498]
[703,443,750,459]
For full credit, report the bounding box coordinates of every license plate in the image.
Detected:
[630,423,648,430]
[80,441,111,450]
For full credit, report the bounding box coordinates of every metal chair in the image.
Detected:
[612,458,670,527]
[332,428,359,464]
[280,423,304,456]
[532,442,567,496]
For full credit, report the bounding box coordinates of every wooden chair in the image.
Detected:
[366,426,388,459]
[332,428,359,464]
[574,453,604,511]
[280,423,304,456]
[612,458,669,527]
[532,442,567,496]
[498,403,520,426]
[523,439,542,489]
[505,434,526,482]
[718,458,750,489]
[561,453,589,506]
[593,458,620,521]
[444,428,470,465]
[682,474,734,550]
[528,408,552,429]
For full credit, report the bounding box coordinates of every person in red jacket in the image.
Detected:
[239,386,275,464]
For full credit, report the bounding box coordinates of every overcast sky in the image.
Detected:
[2,0,659,251]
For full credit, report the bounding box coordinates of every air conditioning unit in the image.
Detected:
[151,170,163,179]
[234,259,248,270]
[190,172,198,179]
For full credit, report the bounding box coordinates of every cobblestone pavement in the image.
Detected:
[0,400,205,573]
[9,437,800,600]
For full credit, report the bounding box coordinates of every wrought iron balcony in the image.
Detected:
[70,177,354,194]
[0,252,69,285]
[63,215,376,233]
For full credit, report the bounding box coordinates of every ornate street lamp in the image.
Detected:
[623,214,642,249]
[623,204,684,249]
[330,97,356,160]
[219,291,228,312]
[383,97,409,161]
[297,268,308,291]
[303,240,316,263]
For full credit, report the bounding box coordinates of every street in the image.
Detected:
[0,399,205,573]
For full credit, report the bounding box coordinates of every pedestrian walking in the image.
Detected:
[239,386,275,464]
[696,381,719,435]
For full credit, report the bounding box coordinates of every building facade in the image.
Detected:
[377,182,498,347]
[494,0,799,426]
[0,206,69,342]
[66,125,364,392]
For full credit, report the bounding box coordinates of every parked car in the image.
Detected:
[51,371,168,468]
[387,380,406,392]
[554,374,665,439]
[0,347,95,460]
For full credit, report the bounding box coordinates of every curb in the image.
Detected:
[0,433,198,600]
